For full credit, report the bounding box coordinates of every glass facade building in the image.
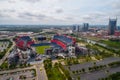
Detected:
[108,19,117,35]
[83,23,89,32]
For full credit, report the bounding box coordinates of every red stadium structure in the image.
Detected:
[51,39,67,50]
[51,34,76,50]
[15,36,34,50]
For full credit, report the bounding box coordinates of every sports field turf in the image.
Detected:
[35,46,50,54]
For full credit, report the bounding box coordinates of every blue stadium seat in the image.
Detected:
[31,43,50,47]
[53,35,72,45]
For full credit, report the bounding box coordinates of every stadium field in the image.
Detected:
[35,46,50,54]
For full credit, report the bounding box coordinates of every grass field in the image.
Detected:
[44,59,66,80]
[99,40,120,49]
[48,67,66,80]
[85,36,102,41]
[35,46,50,54]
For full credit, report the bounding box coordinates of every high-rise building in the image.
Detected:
[108,19,117,35]
[72,25,76,31]
[82,23,89,32]
[72,25,80,32]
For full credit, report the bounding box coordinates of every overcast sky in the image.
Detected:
[0,0,120,25]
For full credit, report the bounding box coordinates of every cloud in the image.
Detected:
[0,13,11,18]
[82,12,107,20]
[0,0,16,3]
[0,0,120,25]
[18,12,46,20]
[55,9,63,13]
[0,9,15,18]
[23,0,41,3]
[0,0,41,3]
[111,0,120,10]
[65,17,74,20]
[8,0,16,3]
[2,9,15,12]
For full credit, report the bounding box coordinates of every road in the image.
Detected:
[35,63,48,80]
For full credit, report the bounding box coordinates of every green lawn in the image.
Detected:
[99,40,120,48]
[85,36,102,41]
[48,67,65,80]
[35,46,50,54]
[44,59,66,80]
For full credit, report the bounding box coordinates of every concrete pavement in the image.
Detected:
[0,66,35,74]
[35,63,48,80]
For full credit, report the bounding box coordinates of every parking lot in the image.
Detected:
[0,41,9,52]
[75,66,120,80]
[64,57,120,80]
[0,69,37,80]
[66,57,120,72]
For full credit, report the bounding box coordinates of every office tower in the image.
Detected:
[82,23,89,32]
[72,25,76,31]
[72,25,80,32]
[108,19,117,35]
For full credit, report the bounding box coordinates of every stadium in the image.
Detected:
[15,34,76,55]
[31,34,76,55]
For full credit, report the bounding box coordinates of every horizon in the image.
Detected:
[0,24,120,27]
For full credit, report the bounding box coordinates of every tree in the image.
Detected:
[82,68,85,72]
[88,67,91,71]
[79,70,81,73]
[93,62,96,66]
[77,76,80,80]
[72,71,75,74]
[106,70,109,73]
[54,62,59,68]
[76,70,78,74]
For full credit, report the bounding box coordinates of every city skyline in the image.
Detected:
[0,0,120,25]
